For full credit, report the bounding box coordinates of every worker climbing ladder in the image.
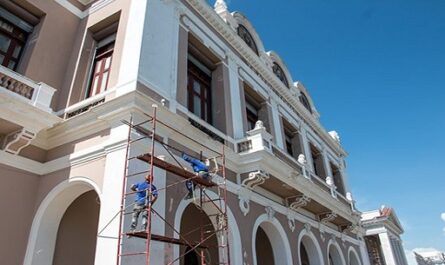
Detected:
[110,104,231,265]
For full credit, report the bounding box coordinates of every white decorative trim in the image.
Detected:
[3,128,35,155]
[237,170,269,216]
[173,190,243,265]
[327,238,347,265]
[241,170,269,189]
[297,227,324,265]
[183,0,346,156]
[238,187,250,216]
[54,0,84,18]
[251,214,293,265]
[319,212,338,224]
[265,206,275,221]
[288,195,311,211]
[287,212,296,232]
[24,177,101,265]
[348,246,363,265]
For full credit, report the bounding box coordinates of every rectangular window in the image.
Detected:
[245,94,259,131]
[0,16,28,70]
[330,162,345,195]
[310,143,325,178]
[87,36,115,98]
[187,58,212,124]
[284,129,294,157]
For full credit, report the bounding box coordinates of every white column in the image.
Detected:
[116,0,148,96]
[270,98,284,148]
[359,238,372,265]
[322,147,333,178]
[94,123,129,265]
[300,125,314,172]
[379,232,397,265]
[227,54,244,140]
[137,0,181,100]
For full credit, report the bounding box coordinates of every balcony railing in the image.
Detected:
[0,65,55,111]
[236,121,356,211]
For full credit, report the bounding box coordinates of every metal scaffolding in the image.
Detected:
[113,105,231,265]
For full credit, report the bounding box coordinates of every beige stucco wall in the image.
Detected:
[53,190,100,265]
[0,164,40,265]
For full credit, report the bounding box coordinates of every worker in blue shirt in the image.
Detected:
[181,153,210,199]
[130,176,158,231]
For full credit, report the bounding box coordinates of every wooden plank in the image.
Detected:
[126,232,208,248]
[137,153,215,187]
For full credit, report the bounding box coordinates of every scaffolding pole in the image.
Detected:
[107,105,231,265]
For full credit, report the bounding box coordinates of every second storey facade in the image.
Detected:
[0,0,370,264]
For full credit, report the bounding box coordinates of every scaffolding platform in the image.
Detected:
[137,153,215,187]
[126,232,208,248]
[107,104,231,265]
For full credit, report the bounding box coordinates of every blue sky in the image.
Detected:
[215,0,445,260]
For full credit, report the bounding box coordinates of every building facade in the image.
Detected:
[0,0,373,264]
[361,207,409,265]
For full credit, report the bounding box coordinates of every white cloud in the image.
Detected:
[442,213,445,235]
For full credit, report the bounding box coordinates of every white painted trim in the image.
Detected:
[54,0,84,18]
[327,239,347,265]
[0,137,126,175]
[297,228,324,265]
[54,0,116,19]
[251,213,293,265]
[24,177,101,265]
[172,190,243,265]
[348,246,363,265]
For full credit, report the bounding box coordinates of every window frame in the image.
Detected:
[299,92,312,113]
[245,93,260,131]
[0,17,28,70]
[187,59,212,124]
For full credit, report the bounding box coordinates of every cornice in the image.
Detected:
[184,0,346,156]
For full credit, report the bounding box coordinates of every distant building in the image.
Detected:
[414,250,445,265]
[361,206,409,265]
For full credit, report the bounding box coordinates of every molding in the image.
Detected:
[54,0,116,19]
[183,0,347,157]
[0,137,127,175]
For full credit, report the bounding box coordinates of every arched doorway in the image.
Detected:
[328,241,345,265]
[179,203,218,265]
[300,243,310,265]
[255,226,275,265]
[53,190,100,265]
[298,233,323,265]
[348,248,361,265]
[24,177,101,265]
[252,215,293,265]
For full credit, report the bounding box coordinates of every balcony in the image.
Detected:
[0,65,60,154]
[234,121,359,227]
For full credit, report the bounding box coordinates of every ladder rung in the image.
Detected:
[120,251,147,257]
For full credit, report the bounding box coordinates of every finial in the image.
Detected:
[214,0,228,13]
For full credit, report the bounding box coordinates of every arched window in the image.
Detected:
[237,24,258,55]
[272,62,289,88]
[299,93,312,113]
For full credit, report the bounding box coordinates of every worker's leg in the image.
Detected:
[130,204,142,230]
[198,171,210,180]
[141,205,148,230]
[185,180,194,199]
